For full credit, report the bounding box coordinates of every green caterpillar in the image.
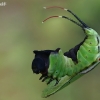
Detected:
[32,6,100,98]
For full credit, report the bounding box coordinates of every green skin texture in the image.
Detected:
[42,28,100,98]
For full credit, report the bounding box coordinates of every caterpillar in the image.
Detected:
[32,6,100,98]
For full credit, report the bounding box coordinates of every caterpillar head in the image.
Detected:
[32,57,45,74]
[32,50,49,74]
[32,48,60,75]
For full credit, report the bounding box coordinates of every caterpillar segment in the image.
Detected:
[32,6,100,98]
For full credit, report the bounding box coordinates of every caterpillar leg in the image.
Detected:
[42,75,70,98]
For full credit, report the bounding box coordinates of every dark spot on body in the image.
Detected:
[85,56,87,58]
[98,46,100,52]
[88,50,90,52]
[97,36,99,44]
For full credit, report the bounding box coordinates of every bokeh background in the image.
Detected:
[0,0,100,100]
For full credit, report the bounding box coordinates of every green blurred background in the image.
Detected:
[0,0,100,100]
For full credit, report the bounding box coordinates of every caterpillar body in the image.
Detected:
[32,6,100,98]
